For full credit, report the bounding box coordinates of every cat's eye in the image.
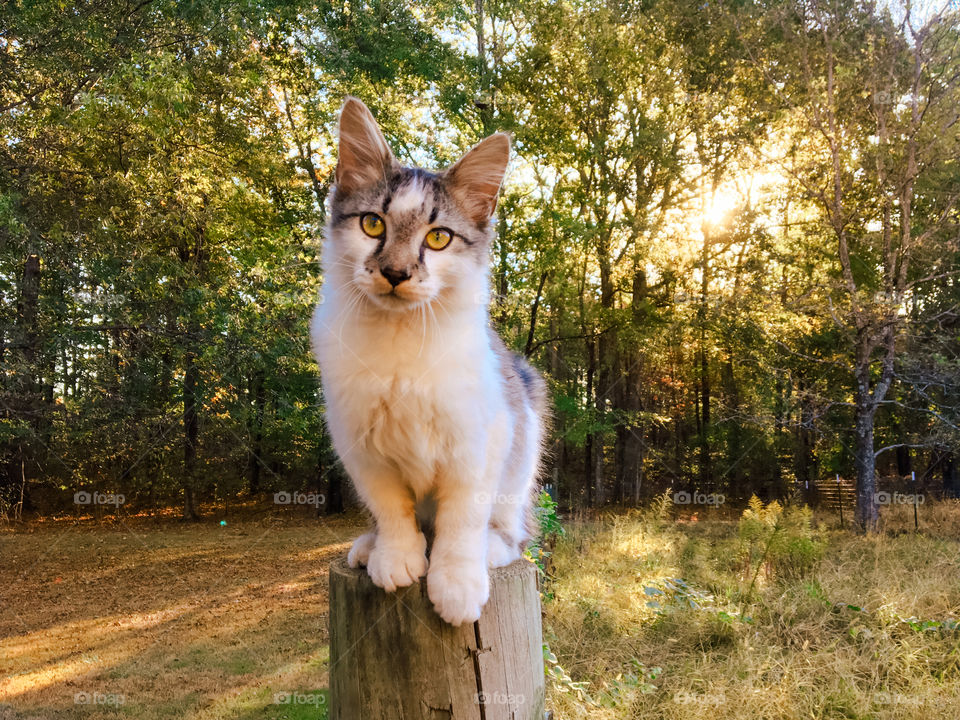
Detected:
[424,228,453,251]
[360,213,385,238]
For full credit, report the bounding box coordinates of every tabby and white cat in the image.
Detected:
[311,98,547,626]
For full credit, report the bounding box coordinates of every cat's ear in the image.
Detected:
[445,132,510,225]
[335,97,396,195]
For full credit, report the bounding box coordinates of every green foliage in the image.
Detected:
[642,576,715,613]
[534,490,565,541]
[543,642,593,703]
[1,0,959,520]
[527,490,565,591]
[642,489,674,529]
[596,659,661,708]
[739,496,825,586]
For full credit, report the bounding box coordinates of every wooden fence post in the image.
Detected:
[912,470,919,531]
[837,474,844,528]
[329,557,546,720]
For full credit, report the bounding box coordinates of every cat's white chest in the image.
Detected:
[312,302,489,485]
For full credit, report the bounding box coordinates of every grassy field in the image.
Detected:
[545,500,960,719]
[0,511,360,720]
[2,502,960,719]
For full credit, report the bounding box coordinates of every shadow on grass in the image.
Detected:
[0,519,362,720]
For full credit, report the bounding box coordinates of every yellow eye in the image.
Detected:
[425,228,453,251]
[360,213,385,238]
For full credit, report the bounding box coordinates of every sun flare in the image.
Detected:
[702,186,741,227]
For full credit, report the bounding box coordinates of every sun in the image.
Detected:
[702,186,741,228]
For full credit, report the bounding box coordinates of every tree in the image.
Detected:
[756,0,960,529]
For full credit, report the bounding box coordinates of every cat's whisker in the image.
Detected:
[426,300,440,340]
[337,283,366,345]
[432,296,453,327]
[417,303,427,357]
[323,255,365,272]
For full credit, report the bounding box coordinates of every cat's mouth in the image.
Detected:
[353,270,436,310]
[380,289,410,305]
[368,286,430,311]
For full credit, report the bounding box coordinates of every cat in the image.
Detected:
[310,97,547,626]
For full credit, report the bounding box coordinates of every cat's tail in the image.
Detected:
[509,351,552,552]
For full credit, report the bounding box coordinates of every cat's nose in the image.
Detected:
[380,266,411,287]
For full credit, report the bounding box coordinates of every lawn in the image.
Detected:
[0,511,361,719]
[2,502,960,719]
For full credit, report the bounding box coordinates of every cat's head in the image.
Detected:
[325,97,509,312]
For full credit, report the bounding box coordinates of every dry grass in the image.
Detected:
[0,511,365,719]
[544,503,960,719]
[3,502,960,719]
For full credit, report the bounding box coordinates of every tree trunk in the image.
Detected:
[698,339,711,489]
[614,422,626,504]
[698,212,712,491]
[895,445,911,478]
[621,414,643,505]
[523,272,548,358]
[247,370,266,495]
[182,347,199,520]
[794,377,815,497]
[592,420,606,506]
[773,369,785,494]
[323,443,345,516]
[618,356,644,506]
[721,359,743,496]
[853,396,878,531]
[593,245,615,507]
[615,264,647,505]
[938,451,958,499]
[495,204,509,327]
[329,557,545,720]
[3,253,41,505]
[17,254,40,366]
[584,338,595,508]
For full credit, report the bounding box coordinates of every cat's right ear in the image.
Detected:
[335,97,396,195]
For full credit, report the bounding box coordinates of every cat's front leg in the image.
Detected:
[427,480,492,626]
[347,459,428,592]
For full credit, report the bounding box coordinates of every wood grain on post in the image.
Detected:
[329,557,545,720]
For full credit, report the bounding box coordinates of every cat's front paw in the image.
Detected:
[427,560,490,626]
[347,531,377,568]
[486,532,521,568]
[366,533,428,592]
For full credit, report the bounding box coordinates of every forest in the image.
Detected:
[2,0,959,531]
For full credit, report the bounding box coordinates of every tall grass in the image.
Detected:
[544,503,960,719]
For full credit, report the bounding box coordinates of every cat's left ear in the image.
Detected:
[445,132,510,225]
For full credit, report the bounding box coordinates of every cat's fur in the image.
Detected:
[310,97,547,626]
